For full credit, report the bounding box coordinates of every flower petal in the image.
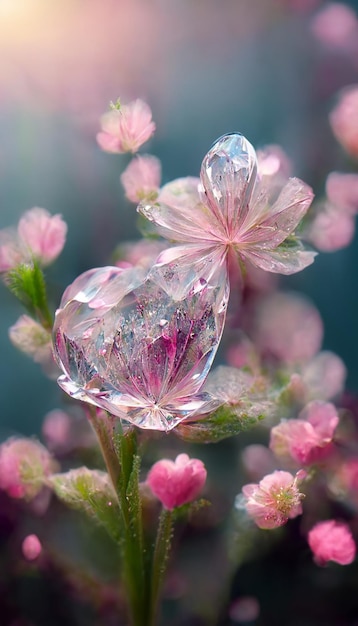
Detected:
[243,238,316,275]
[200,133,258,236]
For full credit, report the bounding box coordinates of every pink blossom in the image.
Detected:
[326,172,358,215]
[138,134,315,280]
[229,596,260,623]
[9,315,53,364]
[270,401,339,466]
[0,230,24,272]
[306,203,355,252]
[241,445,277,482]
[120,154,161,202]
[97,99,155,154]
[253,292,323,364]
[308,520,356,565]
[330,86,358,158]
[242,470,305,529]
[310,3,358,51]
[22,534,42,561]
[301,351,347,401]
[0,438,56,500]
[147,453,207,510]
[18,207,67,265]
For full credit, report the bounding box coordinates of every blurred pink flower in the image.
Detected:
[308,520,356,565]
[330,85,358,158]
[229,596,260,623]
[147,453,207,510]
[326,172,358,215]
[0,230,24,272]
[310,3,358,51]
[270,400,339,466]
[120,154,161,203]
[18,207,67,265]
[0,437,56,500]
[139,133,315,280]
[306,203,355,252]
[241,444,277,481]
[97,99,155,154]
[253,291,323,364]
[22,534,42,561]
[242,470,305,529]
[300,351,347,401]
[9,314,52,364]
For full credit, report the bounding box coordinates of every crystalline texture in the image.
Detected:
[53,264,228,431]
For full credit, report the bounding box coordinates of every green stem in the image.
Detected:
[149,508,174,626]
[86,407,121,493]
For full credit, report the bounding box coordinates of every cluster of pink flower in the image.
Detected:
[1,90,358,625]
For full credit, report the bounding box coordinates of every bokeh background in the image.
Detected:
[2,2,358,625]
[1,0,358,436]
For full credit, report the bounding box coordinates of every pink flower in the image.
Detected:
[0,438,56,500]
[97,99,155,154]
[300,351,347,401]
[242,470,305,529]
[310,3,358,51]
[326,172,358,215]
[22,534,42,561]
[9,315,53,365]
[330,86,358,158]
[270,401,339,466]
[306,203,355,252]
[0,230,24,272]
[18,207,67,265]
[252,292,323,364]
[241,445,277,482]
[139,133,315,280]
[120,154,161,203]
[146,453,207,510]
[308,520,356,565]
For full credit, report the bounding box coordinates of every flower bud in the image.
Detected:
[147,453,207,510]
[18,207,67,266]
[97,99,155,154]
[308,520,356,565]
[0,438,56,500]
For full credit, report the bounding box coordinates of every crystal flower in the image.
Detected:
[139,133,315,278]
[53,262,228,431]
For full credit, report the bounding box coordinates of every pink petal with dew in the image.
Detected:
[242,241,316,275]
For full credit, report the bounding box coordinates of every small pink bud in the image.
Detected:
[326,172,358,215]
[242,470,304,529]
[120,154,161,203]
[310,3,358,51]
[308,520,356,566]
[0,438,56,501]
[147,453,207,510]
[22,534,42,561]
[18,208,67,265]
[97,99,155,154]
[42,409,72,453]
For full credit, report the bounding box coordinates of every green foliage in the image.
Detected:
[6,261,53,329]
[50,467,121,542]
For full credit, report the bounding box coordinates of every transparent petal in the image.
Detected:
[200,133,258,237]
[237,178,314,248]
[138,177,225,243]
[53,263,228,431]
[243,239,317,275]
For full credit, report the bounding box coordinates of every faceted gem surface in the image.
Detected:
[53,263,228,431]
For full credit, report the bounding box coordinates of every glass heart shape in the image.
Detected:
[53,260,229,431]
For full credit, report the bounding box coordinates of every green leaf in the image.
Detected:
[175,402,269,444]
[49,467,121,542]
[6,261,53,329]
